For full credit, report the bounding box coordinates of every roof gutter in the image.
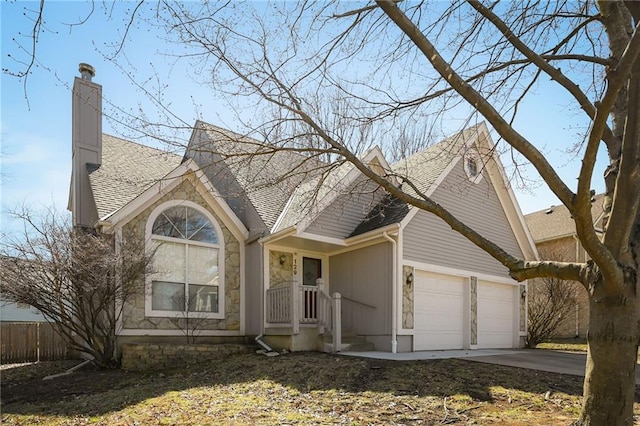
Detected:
[344,223,400,246]
[258,226,297,245]
[94,220,113,233]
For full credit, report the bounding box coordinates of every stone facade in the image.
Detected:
[469,276,478,346]
[121,343,254,371]
[269,250,293,288]
[402,265,414,329]
[519,284,526,332]
[121,175,241,332]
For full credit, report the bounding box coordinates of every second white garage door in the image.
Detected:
[477,281,515,348]
[414,271,465,350]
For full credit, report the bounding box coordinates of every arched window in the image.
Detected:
[463,152,483,183]
[466,158,478,178]
[146,201,224,318]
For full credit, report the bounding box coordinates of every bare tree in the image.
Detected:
[527,279,577,348]
[5,0,640,423]
[527,245,590,347]
[150,2,640,423]
[169,293,212,345]
[0,207,152,368]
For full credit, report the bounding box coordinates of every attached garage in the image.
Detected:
[412,270,519,351]
[414,271,465,350]
[477,281,515,348]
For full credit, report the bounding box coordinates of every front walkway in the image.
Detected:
[340,349,521,361]
[341,349,640,384]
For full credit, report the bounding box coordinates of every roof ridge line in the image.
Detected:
[103,133,183,158]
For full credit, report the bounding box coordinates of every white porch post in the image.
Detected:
[292,281,300,334]
[332,292,341,352]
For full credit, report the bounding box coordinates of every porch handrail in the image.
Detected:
[332,292,341,353]
[341,295,376,310]
[317,289,333,335]
[317,290,342,353]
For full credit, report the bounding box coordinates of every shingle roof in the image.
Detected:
[88,135,182,219]
[193,122,326,229]
[391,124,482,197]
[524,193,606,242]
[92,122,486,237]
[346,125,483,235]
[349,194,409,237]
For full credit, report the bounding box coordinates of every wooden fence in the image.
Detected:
[1,322,69,363]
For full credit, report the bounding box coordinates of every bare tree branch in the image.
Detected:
[375,0,575,209]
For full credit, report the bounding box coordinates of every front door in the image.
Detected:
[303,257,322,286]
[302,257,322,319]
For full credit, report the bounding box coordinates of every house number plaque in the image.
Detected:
[293,258,298,275]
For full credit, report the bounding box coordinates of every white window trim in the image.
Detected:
[145,200,225,319]
[463,153,483,184]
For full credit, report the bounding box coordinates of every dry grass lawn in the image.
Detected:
[2,350,638,425]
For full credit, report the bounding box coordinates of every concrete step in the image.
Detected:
[321,330,360,343]
[343,341,376,352]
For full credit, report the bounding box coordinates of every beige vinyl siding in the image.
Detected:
[329,242,392,335]
[244,241,263,336]
[403,160,523,278]
[306,178,384,239]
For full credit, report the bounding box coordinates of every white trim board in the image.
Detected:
[100,159,249,241]
[403,260,519,286]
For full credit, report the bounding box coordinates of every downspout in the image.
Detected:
[383,232,398,353]
[254,241,273,352]
[255,334,273,352]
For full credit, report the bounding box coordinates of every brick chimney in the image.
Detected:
[70,63,101,228]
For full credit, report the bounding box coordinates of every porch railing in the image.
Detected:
[266,284,292,323]
[265,282,342,352]
[316,289,332,334]
[317,290,342,352]
[300,285,318,324]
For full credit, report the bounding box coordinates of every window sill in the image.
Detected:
[144,309,225,320]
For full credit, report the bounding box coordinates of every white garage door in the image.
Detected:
[414,271,465,350]
[477,281,514,348]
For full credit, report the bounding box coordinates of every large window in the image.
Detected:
[146,201,224,318]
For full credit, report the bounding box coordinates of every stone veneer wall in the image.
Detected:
[269,251,293,288]
[470,276,478,346]
[121,343,254,371]
[519,284,526,332]
[402,265,414,329]
[121,176,241,331]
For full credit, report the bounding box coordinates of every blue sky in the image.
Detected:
[1,1,608,237]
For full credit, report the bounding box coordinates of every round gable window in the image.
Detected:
[464,155,483,183]
[467,158,478,177]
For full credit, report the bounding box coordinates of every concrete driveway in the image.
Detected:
[341,349,640,384]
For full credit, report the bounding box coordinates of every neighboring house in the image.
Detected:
[0,300,47,322]
[524,194,605,338]
[0,257,47,322]
[69,63,536,353]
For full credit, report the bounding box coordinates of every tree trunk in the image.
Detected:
[579,282,640,425]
